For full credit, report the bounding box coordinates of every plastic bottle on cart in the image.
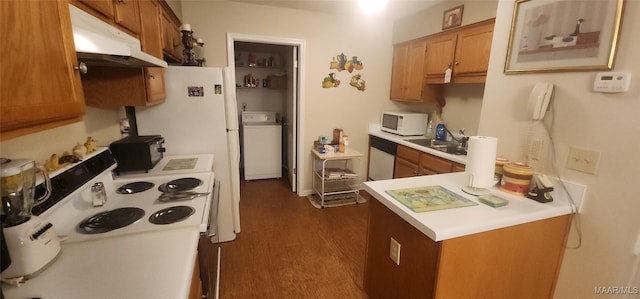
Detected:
[342,135,349,152]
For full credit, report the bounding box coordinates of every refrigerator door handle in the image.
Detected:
[206,179,220,241]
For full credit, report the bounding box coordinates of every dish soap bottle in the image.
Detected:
[435,123,447,141]
[426,120,434,138]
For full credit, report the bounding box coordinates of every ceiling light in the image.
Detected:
[358,0,389,15]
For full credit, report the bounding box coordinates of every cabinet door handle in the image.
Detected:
[148,74,155,79]
[454,61,459,66]
[74,62,88,75]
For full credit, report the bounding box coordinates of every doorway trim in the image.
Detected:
[226,33,305,196]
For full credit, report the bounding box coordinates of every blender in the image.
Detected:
[0,158,60,279]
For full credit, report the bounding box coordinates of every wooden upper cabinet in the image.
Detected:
[139,0,163,58]
[390,39,426,101]
[161,6,182,62]
[77,0,114,18]
[144,67,167,105]
[1,0,85,140]
[78,0,166,107]
[424,19,495,84]
[452,19,495,82]
[74,0,141,35]
[390,39,443,103]
[82,66,165,107]
[113,0,141,35]
[138,0,166,106]
[389,43,409,100]
[424,33,457,82]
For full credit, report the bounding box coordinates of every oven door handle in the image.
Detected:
[205,179,220,240]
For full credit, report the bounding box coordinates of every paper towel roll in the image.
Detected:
[464,136,498,189]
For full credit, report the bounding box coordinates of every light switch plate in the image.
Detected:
[567,147,600,174]
[389,237,401,265]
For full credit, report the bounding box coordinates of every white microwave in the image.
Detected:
[380,112,429,136]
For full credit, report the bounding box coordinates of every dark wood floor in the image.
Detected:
[214,178,370,298]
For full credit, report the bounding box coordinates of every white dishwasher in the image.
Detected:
[368,135,397,181]
[241,111,282,180]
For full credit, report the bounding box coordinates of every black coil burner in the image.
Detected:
[158,178,202,193]
[148,206,195,225]
[117,182,155,194]
[78,207,145,234]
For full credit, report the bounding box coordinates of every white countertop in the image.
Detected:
[114,153,215,179]
[364,172,583,242]
[3,227,200,299]
[369,127,467,165]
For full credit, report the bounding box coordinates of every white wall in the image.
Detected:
[181,1,403,193]
[0,107,122,165]
[481,1,640,297]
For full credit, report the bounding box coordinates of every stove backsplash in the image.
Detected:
[33,150,117,216]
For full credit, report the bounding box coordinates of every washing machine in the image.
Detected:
[241,111,282,180]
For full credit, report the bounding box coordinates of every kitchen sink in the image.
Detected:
[407,138,467,155]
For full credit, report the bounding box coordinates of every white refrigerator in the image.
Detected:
[135,66,241,243]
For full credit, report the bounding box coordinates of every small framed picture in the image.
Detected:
[443,5,464,30]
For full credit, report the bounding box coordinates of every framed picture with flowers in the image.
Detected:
[504,0,624,74]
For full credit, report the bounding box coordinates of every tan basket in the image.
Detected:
[314,175,358,192]
[268,75,286,89]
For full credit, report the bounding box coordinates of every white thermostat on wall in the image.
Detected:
[593,72,631,93]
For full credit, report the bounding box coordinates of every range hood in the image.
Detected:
[69,5,168,68]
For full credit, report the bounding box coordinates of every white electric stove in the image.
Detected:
[3,147,220,298]
[38,148,218,244]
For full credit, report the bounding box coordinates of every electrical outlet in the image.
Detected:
[529,140,544,161]
[567,147,600,174]
[389,237,401,265]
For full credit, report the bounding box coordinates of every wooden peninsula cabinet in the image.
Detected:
[390,38,442,103]
[425,19,495,84]
[394,144,464,178]
[1,1,86,140]
[364,197,572,299]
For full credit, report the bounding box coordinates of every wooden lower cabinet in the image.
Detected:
[189,251,203,299]
[364,198,572,299]
[394,145,464,178]
[451,163,465,173]
[394,157,419,178]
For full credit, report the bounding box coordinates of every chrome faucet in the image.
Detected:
[458,129,469,151]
